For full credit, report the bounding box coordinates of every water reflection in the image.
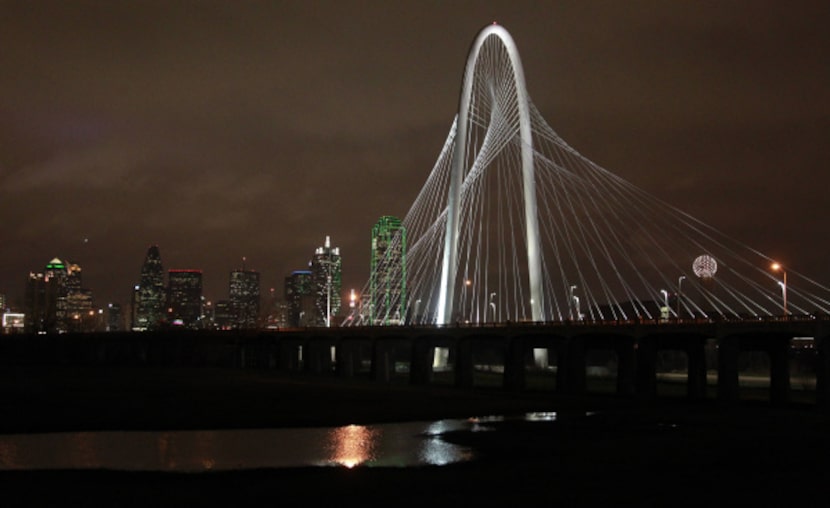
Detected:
[0,420,477,472]
[327,425,377,468]
[0,414,554,472]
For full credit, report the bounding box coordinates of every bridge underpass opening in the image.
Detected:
[470,342,506,388]
[655,349,690,398]
[526,347,557,391]
[373,340,413,384]
[585,349,618,395]
[790,337,817,404]
[428,346,455,385]
[737,350,772,402]
[337,340,375,377]
[433,346,451,371]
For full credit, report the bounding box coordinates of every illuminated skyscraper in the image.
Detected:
[229,269,260,329]
[167,269,203,328]
[285,270,313,327]
[23,271,47,333]
[370,216,406,325]
[135,245,165,330]
[310,236,342,327]
[213,300,234,330]
[23,257,90,333]
[60,261,93,333]
[106,303,123,332]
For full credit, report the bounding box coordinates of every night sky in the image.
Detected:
[1,1,828,310]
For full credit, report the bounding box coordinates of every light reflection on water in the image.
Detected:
[0,413,559,472]
[0,419,467,472]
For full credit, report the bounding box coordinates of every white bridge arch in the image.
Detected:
[346,23,830,327]
[438,23,543,325]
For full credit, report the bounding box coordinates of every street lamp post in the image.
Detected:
[660,289,669,321]
[677,276,686,319]
[569,285,577,320]
[771,262,788,315]
[489,292,496,323]
[464,279,471,323]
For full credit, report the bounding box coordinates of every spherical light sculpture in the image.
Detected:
[692,255,718,279]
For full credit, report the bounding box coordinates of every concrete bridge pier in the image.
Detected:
[559,338,586,396]
[371,341,389,382]
[454,339,475,389]
[409,339,434,385]
[278,339,303,372]
[616,338,637,397]
[336,340,358,378]
[635,338,657,399]
[304,340,336,374]
[815,335,830,408]
[503,336,526,391]
[686,339,708,399]
[769,337,791,405]
[717,336,740,402]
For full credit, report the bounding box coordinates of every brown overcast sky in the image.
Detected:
[1,0,828,309]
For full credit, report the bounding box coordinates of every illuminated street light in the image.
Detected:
[489,292,497,322]
[677,276,686,319]
[770,262,788,315]
[464,279,472,323]
[569,285,577,320]
[660,289,669,321]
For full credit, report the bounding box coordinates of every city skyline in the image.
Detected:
[1,2,829,311]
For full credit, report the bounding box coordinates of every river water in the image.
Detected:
[0,413,557,472]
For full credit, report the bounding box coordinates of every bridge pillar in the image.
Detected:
[409,339,433,385]
[336,341,356,378]
[686,339,707,399]
[278,340,303,372]
[816,335,830,409]
[455,338,475,389]
[371,341,391,383]
[769,337,791,406]
[616,338,636,397]
[717,336,740,402]
[559,338,586,396]
[635,337,657,400]
[306,341,335,375]
[503,336,526,391]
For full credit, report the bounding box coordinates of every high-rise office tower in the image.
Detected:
[370,216,406,325]
[310,236,342,327]
[106,303,123,332]
[44,258,69,332]
[167,269,203,328]
[60,262,94,333]
[284,270,313,327]
[213,300,234,330]
[23,271,46,333]
[229,269,260,329]
[135,245,165,330]
[24,257,85,333]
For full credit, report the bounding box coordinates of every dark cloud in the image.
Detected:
[1,0,828,309]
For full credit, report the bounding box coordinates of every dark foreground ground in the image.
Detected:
[1,366,829,507]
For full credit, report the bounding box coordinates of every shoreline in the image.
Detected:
[2,365,830,506]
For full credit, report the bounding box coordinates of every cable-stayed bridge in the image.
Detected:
[346,23,830,327]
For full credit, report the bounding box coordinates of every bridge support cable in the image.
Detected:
[342,23,830,327]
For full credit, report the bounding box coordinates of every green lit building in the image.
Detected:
[370,216,406,325]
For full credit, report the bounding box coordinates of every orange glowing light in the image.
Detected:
[328,424,377,468]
